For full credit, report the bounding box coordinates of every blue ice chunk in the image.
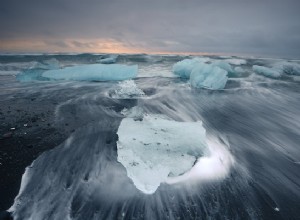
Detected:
[16,69,48,82]
[190,63,228,89]
[211,60,236,77]
[16,59,60,82]
[42,64,138,81]
[252,65,281,78]
[173,58,208,78]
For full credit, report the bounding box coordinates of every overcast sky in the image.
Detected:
[0,0,300,58]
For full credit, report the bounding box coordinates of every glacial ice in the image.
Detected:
[212,60,234,72]
[16,59,60,82]
[117,114,207,194]
[172,59,229,89]
[211,60,236,77]
[190,63,228,89]
[252,65,281,78]
[42,64,138,81]
[172,58,209,78]
[121,106,144,120]
[110,80,145,99]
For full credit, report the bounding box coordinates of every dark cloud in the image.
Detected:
[0,0,300,58]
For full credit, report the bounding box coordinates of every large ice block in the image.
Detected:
[42,64,138,81]
[117,114,207,194]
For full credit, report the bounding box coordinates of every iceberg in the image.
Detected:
[117,114,207,194]
[190,63,228,89]
[172,58,209,78]
[252,65,281,78]
[42,64,138,81]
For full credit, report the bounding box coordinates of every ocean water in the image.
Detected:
[0,54,300,220]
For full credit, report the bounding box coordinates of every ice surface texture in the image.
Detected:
[117,114,208,194]
[190,64,228,90]
[110,80,145,99]
[16,58,60,81]
[172,58,209,78]
[173,58,228,89]
[42,64,137,81]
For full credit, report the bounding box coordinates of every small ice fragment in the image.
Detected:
[111,80,145,99]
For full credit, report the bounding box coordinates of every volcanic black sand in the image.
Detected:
[0,78,76,215]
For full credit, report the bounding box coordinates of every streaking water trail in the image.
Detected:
[0,54,299,220]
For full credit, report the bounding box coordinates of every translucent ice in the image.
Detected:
[110,80,145,99]
[42,64,138,81]
[117,114,207,194]
[252,65,281,78]
[190,63,228,89]
[211,60,235,76]
[16,59,60,82]
[173,59,229,89]
[172,58,209,78]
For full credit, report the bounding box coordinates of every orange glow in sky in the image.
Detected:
[0,38,215,56]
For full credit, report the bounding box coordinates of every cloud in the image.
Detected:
[0,0,300,58]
